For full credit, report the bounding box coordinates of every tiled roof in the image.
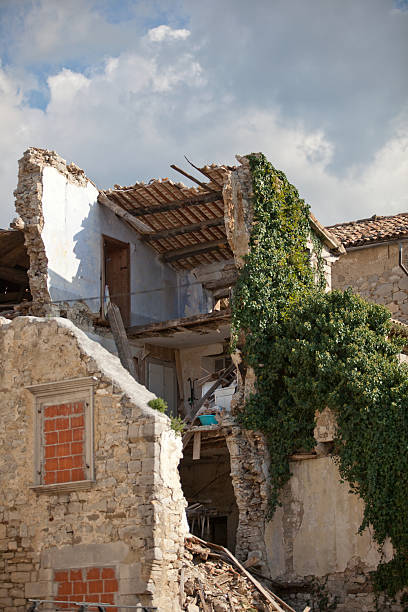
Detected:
[327,213,408,249]
[98,164,234,271]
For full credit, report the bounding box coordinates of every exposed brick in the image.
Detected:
[44,405,57,418]
[101,568,115,579]
[55,417,69,431]
[45,432,58,445]
[71,468,85,481]
[73,402,85,414]
[44,420,55,433]
[58,457,73,470]
[72,454,83,468]
[57,582,72,595]
[73,581,87,595]
[54,571,68,582]
[44,471,56,485]
[56,443,71,457]
[86,568,100,580]
[44,445,56,459]
[73,428,84,441]
[71,442,83,455]
[71,415,84,429]
[56,404,70,416]
[104,579,118,593]
[56,470,71,483]
[45,458,58,471]
[58,430,73,443]
[70,569,82,581]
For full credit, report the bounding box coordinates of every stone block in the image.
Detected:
[11,572,30,583]
[24,581,50,598]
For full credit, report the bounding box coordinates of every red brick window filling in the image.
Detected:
[54,568,118,611]
[43,402,86,484]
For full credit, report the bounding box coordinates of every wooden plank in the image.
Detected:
[98,193,152,233]
[174,349,184,401]
[163,239,229,263]
[127,308,230,336]
[193,363,235,414]
[141,217,225,242]
[107,302,136,378]
[104,237,131,327]
[191,537,294,612]
[170,163,219,193]
[122,191,223,217]
[184,156,224,188]
[192,431,201,460]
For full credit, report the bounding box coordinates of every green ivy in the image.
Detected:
[148,397,186,435]
[232,153,408,597]
[231,153,325,510]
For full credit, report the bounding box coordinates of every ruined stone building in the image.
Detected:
[0,148,406,611]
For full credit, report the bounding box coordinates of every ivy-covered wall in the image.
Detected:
[227,154,408,610]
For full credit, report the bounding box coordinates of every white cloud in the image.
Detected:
[147,25,191,42]
[0,1,407,229]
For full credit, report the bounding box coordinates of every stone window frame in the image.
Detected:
[26,376,96,493]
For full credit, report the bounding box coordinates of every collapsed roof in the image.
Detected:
[98,164,234,270]
[98,160,344,271]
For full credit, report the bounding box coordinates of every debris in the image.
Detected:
[182,536,297,612]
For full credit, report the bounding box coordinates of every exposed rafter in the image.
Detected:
[126,191,223,217]
[162,239,229,263]
[141,218,225,242]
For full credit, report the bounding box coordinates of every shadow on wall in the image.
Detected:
[45,199,210,326]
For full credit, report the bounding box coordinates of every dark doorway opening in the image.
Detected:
[103,235,130,326]
[180,435,238,552]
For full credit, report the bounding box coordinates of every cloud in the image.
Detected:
[0,0,407,229]
[147,25,190,42]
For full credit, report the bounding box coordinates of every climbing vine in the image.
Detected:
[232,153,408,597]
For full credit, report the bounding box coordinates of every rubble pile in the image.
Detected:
[182,537,294,612]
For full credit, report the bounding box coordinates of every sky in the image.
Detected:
[0,0,407,228]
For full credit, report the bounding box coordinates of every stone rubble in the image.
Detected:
[182,537,284,612]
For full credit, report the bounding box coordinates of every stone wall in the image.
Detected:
[266,455,395,612]
[224,427,270,576]
[332,241,408,323]
[0,316,187,612]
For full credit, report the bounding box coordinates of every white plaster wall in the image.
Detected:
[265,457,392,579]
[179,342,224,415]
[41,166,209,325]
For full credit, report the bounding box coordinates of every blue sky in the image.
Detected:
[0,0,407,227]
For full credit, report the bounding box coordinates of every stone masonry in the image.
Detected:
[332,241,408,323]
[0,316,187,612]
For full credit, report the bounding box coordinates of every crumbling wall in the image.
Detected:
[220,155,398,610]
[224,427,270,576]
[13,149,53,315]
[265,455,394,612]
[332,241,408,323]
[12,147,206,327]
[0,316,187,612]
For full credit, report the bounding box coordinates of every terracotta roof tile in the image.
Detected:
[327,213,408,248]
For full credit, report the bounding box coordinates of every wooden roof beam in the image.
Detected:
[162,239,229,263]
[127,308,230,336]
[141,217,225,242]
[170,164,219,193]
[120,190,223,217]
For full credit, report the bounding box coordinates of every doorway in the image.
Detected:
[103,235,130,326]
[180,436,238,552]
[146,357,178,417]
